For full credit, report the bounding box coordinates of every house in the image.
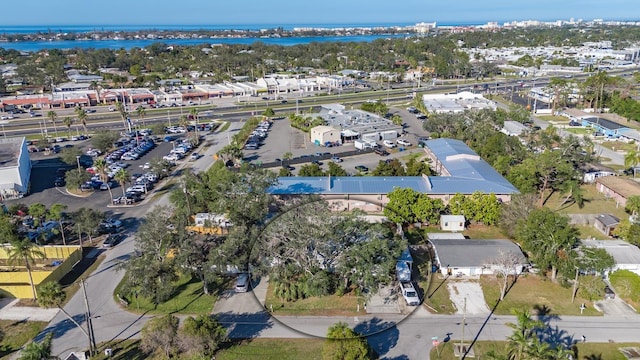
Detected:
[310,126,340,146]
[594,214,620,236]
[595,176,640,207]
[583,170,616,184]
[0,137,31,200]
[501,121,528,137]
[580,116,628,138]
[440,215,466,231]
[581,239,640,276]
[430,238,528,277]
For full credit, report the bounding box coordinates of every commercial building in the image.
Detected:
[316,104,402,144]
[310,125,341,146]
[0,137,31,200]
[421,91,497,114]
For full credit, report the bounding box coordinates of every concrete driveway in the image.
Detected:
[447,280,490,315]
[594,297,637,316]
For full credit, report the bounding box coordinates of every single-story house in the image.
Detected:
[594,214,620,236]
[583,170,617,184]
[580,116,628,138]
[501,121,528,137]
[440,215,465,232]
[430,238,528,277]
[581,239,640,276]
[310,126,340,146]
[595,176,640,207]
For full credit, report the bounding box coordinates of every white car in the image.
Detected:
[383,140,396,148]
[163,154,179,162]
[397,139,412,146]
[0,115,13,120]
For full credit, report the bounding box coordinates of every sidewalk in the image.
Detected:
[0,298,59,322]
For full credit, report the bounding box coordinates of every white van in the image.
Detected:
[235,273,250,293]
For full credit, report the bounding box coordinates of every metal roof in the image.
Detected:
[581,116,627,130]
[594,214,620,227]
[0,137,25,168]
[431,239,527,267]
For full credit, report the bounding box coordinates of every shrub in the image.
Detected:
[610,269,640,302]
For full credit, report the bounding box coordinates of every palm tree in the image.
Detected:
[116,101,129,131]
[626,195,640,217]
[189,108,200,145]
[74,107,88,136]
[62,116,74,138]
[114,168,130,197]
[93,158,114,201]
[557,180,585,209]
[46,110,58,137]
[18,332,54,360]
[48,203,68,245]
[7,238,45,300]
[624,150,640,177]
[506,309,543,360]
[136,106,146,127]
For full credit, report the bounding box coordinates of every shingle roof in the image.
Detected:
[594,214,620,227]
[431,239,527,267]
[596,176,640,199]
[581,239,640,265]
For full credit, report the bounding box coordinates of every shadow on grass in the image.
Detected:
[59,247,101,288]
[427,274,450,299]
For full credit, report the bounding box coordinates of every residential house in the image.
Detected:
[595,176,640,207]
[581,239,640,276]
[594,214,620,236]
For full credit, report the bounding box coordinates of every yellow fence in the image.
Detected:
[0,245,82,298]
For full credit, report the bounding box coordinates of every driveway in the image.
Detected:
[447,280,490,315]
[594,297,637,316]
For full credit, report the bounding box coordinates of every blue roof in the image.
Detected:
[581,116,627,130]
[269,138,519,196]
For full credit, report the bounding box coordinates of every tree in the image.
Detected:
[178,315,227,357]
[62,116,74,137]
[326,162,347,176]
[516,208,579,281]
[48,203,68,245]
[75,107,88,136]
[59,147,83,166]
[116,101,129,131]
[93,158,114,201]
[47,110,58,137]
[136,105,146,126]
[624,150,640,177]
[372,159,405,176]
[412,193,445,225]
[38,281,91,344]
[28,203,48,228]
[626,195,640,217]
[405,157,433,176]
[613,219,640,246]
[91,130,119,153]
[384,187,419,224]
[485,250,522,300]
[64,168,90,190]
[189,108,200,145]
[506,309,544,360]
[556,180,585,209]
[298,163,325,176]
[114,168,130,197]
[71,208,104,245]
[322,322,371,360]
[18,333,54,360]
[140,314,180,358]
[7,238,45,300]
[262,107,275,117]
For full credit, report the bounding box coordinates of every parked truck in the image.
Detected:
[399,281,421,306]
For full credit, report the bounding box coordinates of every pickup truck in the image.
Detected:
[399,281,421,306]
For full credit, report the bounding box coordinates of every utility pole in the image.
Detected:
[81,279,97,355]
[571,267,579,303]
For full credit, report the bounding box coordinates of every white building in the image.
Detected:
[422,91,497,114]
[581,239,640,276]
[0,137,31,200]
[310,126,341,146]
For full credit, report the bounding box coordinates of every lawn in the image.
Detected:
[264,282,361,316]
[0,320,48,359]
[463,224,508,239]
[575,224,611,240]
[538,115,570,123]
[423,273,456,314]
[216,339,325,360]
[90,338,326,360]
[480,275,602,316]
[115,275,218,315]
[543,184,629,219]
[429,341,640,360]
[564,127,593,135]
[599,141,637,153]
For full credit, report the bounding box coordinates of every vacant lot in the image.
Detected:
[265,282,360,316]
[0,320,48,359]
[480,275,602,316]
[543,184,629,219]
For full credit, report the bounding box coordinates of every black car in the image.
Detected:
[355,165,369,172]
[54,177,65,187]
[311,160,323,166]
[103,233,125,248]
[604,286,615,299]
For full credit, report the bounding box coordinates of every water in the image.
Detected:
[0,34,408,52]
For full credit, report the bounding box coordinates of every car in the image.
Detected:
[331,156,343,163]
[54,177,65,187]
[604,286,615,299]
[285,165,295,171]
[235,273,250,292]
[311,160,323,166]
[416,113,427,120]
[108,106,115,112]
[355,165,369,172]
[102,218,123,229]
[103,233,125,248]
[374,148,389,156]
[1,114,14,120]
[406,106,417,113]
[280,99,288,104]
[383,140,396,148]
[397,139,412,146]
[190,152,200,161]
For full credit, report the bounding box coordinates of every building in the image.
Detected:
[430,238,528,277]
[581,239,640,276]
[580,116,628,138]
[0,137,31,200]
[440,215,466,231]
[501,121,528,137]
[594,214,620,236]
[595,176,640,207]
[269,138,519,210]
[316,104,402,144]
[421,91,497,114]
[310,125,341,146]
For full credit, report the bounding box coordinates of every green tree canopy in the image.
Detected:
[322,322,371,360]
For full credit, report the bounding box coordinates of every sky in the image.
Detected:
[3,0,639,27]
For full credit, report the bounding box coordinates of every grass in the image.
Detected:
[0,320,48,359]
[599,141,637,153]
[564,127,594,135]
[542,184,629,219]
[463,224,508,239]
[264,282,361,316]
[576,224,612,240]
[480,274,602,316]
[423,273,456,314]
[90,338,325,360]
[216,338,325,360]
[430,341,640,360]
[115,275,217,315]
[538,115,569,123]
[218,121,231,132]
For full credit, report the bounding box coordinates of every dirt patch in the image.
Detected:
[447,280,490,315]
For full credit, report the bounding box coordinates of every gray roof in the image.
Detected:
[427,232,466,240]
[581,239,640,265]
[0,137,25,168]
[316,104,402,137]
[502,120,528,135]
[431,238,527,267]
[594,214,620,227]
